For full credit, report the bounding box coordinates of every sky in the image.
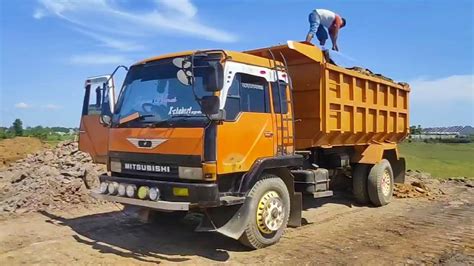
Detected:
[0,0,473,128]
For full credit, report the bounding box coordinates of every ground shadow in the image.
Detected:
[302,190,365,210]
[39,209,248,263]
[37,189,368,263]
[299,190,373,226]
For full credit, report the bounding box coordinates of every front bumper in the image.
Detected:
[91,191,191,211]
[95,175,244,210]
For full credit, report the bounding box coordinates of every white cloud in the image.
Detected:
[42,104,62,110]
[408,74,474,126]
[73,28,144,51]
[69,54,129,65]
[409,74,474,103]
[157,0,197,18]
[14,102,32,109]
[33,9,46,19]
[33,0,237,51]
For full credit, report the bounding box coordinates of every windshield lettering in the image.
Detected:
[168,106,202,116]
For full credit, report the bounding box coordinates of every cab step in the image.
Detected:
[313,190,334,198]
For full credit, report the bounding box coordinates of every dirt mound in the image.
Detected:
[394,171,442,199]
[0,137,45,168]
[0,141,106,213]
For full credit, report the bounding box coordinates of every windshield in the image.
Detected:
[114,57,213,126]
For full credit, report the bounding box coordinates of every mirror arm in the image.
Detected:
[106,65,129,115]
[107,65,128,84]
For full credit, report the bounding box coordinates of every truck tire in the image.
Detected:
[352,164,370,204]
[239,174,290,249]
[367,159,394,206]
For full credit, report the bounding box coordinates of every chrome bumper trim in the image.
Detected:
[91,191,190,211]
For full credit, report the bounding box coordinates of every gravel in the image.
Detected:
[0,141,106,213]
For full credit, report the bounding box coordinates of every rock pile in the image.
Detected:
[0,141,106,213]
[394,170,442,199]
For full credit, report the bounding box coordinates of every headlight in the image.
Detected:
[108,182,119,195]
[110,159,122,173]
[99,182,109,194]
[137,186,149,199]
[126,184,137,198]
[118,183,127,196]
[178,167,203,180]
[149,187,161,201]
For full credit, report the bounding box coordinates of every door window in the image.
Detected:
[82,81,106,115]
[271,81,288,114]
[224,73,270,120]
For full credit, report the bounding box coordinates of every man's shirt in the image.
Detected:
[315,9,343,29]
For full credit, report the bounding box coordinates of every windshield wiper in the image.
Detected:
[118,112,156,126]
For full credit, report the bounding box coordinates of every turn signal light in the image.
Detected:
[173,187,189,197]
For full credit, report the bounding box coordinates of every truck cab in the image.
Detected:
[79,42,408,249]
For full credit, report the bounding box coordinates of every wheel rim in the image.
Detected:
[381,169,392,196]
[256,191,285,234]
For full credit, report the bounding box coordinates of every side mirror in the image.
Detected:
[201,96,220,115]
[100,114,112,126]
[107,79,116,114]
[203,62,223,92]
[209,109,226,121]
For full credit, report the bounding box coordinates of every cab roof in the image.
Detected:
[133,49,285,69]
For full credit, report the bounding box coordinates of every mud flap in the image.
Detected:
[288,192,302,227]
[196,197,253,240]
[392,157,406,184]
[196,192,302,238]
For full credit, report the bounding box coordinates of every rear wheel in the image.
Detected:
[367,159,394,206]
[239,174,290,249]
[352,164,370,204]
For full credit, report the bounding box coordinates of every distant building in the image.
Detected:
[410,126,473,140]
[423,126,474,136]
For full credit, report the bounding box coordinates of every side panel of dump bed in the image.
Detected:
[317,65,409,147]
[245,41,410,150]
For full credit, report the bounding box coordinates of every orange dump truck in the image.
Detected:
[79,41,409,249]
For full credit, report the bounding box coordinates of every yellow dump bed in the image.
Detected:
[246,41,410,149]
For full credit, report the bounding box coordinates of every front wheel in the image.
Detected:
[239,174,290,249]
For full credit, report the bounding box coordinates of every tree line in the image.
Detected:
[0,119,77,141]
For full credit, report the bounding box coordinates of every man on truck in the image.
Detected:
[305,9,346,51]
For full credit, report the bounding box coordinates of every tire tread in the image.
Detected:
[239,174,289,249]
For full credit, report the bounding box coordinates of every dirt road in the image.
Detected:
[0,180,472,265]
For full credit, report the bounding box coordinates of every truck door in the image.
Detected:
[217,73,275,174]
[78,75,114,163]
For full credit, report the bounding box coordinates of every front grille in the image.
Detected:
[109,151,202,181]
[121,161,179,179]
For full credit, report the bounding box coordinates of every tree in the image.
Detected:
[0,128,6,139]
[410,125,423,135]
[12,119,23,136]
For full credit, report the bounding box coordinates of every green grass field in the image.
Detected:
[42,134,76,147]
[399,142,474,179]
